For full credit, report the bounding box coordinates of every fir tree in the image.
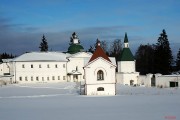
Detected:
[154,29,173,74]
[39,34,48,52]
[135,44,155,75]
[176,48,180,71]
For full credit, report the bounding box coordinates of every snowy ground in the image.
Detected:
[0,83,179,120]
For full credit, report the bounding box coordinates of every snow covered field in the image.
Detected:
[0,83,179,120]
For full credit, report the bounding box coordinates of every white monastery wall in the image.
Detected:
[116,72,139,85]
[138,74,153,87]
[155,74,180,88]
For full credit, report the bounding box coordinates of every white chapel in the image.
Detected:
[84,40,116,95]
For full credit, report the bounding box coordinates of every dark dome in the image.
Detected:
[67,44,84,54]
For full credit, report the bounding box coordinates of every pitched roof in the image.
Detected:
[89,44,111,63]
[118,48,134,61]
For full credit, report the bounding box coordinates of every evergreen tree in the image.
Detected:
[135,44,155,75]
[176,48,180,71]
[39,34,48,52]
[154,29,173,74]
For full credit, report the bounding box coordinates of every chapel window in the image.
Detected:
[97,87,104,91]
[97,70,104,80]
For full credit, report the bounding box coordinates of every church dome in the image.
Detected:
[67,44,84,54]
[67,32,84,54]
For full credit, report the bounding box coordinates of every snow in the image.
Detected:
[0,83,180,120]
[13,52,71,62]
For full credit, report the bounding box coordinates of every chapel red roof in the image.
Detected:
[89,42,111,63]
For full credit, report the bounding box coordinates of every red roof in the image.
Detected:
[89,44,111,63]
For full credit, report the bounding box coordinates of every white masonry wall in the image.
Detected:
[85,84,116,95]
[13,61,67,84]
[155,74,180,88]
[84,58,116,95]
[67,52,91,82]
[118,61,135,72]
[116,72,139,85]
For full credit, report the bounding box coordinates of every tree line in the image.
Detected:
[0,53,15,60]
[11,29,180,74]
[135,29,180,75]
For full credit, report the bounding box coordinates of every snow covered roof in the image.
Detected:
[13,52,71,62]
[109,57,116,66]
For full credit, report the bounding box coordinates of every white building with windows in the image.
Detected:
[84,41,116,95]
[11,52,69,83]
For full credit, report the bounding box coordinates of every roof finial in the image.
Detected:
[72,32,78,39]
[96,38,101,46]
[124,32,128,43]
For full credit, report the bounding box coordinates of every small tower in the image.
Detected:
[116,33,139,85]
[117,33,134,72]
[71,32,79,44]
[67,32,84,54]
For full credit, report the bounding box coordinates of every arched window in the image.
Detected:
[97,70,104,80]
[97,87,104,91]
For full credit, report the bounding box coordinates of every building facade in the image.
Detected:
[84,41,116,95]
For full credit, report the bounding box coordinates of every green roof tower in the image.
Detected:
[118,33,134,61]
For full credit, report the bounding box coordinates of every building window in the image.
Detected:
[31,64,33,68]
[97,87,104,91]
[63,64,65,68]
[97,70,104,80]
[58,76,60,80]
[47,64,50,68]
[31,76,33,81]
[55,64,58,68]
[52,76,55,80]
[39,64,41,68]
[25,77,28,81]
[36,77,39,81]
[63,76,66,80]
[47,77,49,81]
[22,64,25,68]
[42,77,44,81]
[19,77,22,81]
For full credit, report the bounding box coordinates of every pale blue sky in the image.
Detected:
[0,0,180,56]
